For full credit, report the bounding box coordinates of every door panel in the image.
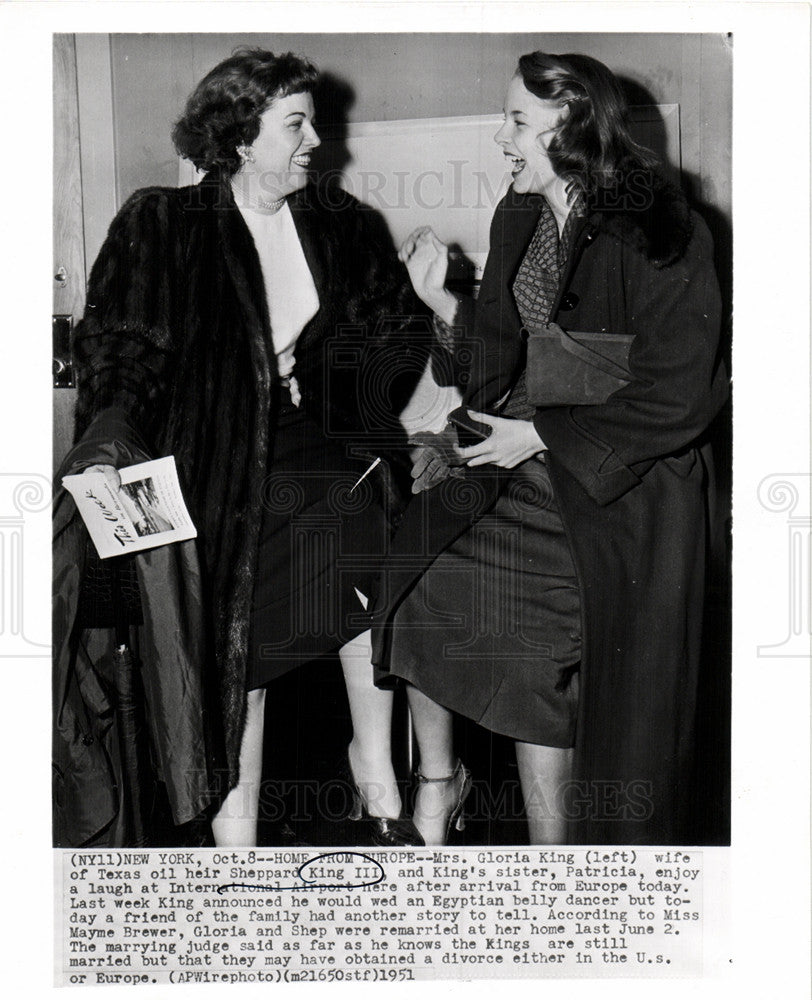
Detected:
[53,34,85,472]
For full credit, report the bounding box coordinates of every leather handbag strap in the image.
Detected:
[549,322,631,380]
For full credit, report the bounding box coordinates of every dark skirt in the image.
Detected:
[247,391,387,688]
[386,457,581,746]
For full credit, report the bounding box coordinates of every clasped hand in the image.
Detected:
[456,411,547,468]
[410,412,547,493]
[398,226,458,325]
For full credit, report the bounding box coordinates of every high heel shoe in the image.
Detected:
[341,752,425,848]
[414,760,472,845]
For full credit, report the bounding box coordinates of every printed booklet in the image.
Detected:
[62,456,196,558]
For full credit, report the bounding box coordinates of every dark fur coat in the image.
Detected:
[70,174,428,795]
[374,170,729,844]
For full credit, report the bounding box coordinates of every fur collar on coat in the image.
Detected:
[585,162,694,268]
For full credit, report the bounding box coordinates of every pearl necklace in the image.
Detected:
[230,179,286,215]
[256,195,286,214]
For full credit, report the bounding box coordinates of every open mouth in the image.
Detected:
[504,153,525,176]
[291,153,311,168]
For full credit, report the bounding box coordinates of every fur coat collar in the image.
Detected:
[585,163,694,268]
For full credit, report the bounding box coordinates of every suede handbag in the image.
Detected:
[525,322,634,405]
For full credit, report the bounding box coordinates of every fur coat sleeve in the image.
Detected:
[72,187,184,450]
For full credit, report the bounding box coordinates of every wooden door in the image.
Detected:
[53,34,85,473]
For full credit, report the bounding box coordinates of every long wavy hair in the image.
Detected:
[517,51,658,192]
[172,47,318,177]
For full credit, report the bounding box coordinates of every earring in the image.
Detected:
[236,144,255,164]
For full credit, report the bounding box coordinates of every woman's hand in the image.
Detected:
[408,429,466,493]
[82,464,122,493]
[398,226,458,325]
[455,411,547,468]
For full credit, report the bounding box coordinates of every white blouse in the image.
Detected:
[235,199,320,384]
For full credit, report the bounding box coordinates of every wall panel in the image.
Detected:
[108,32,731,221]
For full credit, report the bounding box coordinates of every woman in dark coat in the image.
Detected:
[57,48,428,847]
[374,51,728,845]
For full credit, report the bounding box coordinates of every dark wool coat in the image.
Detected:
[59,174,428,841]
[373,172,729,844]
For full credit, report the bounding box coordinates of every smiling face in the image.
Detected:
[494,75,564,197]
[246,90,320,200]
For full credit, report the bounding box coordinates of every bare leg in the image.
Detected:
[515,741,573,845]
[406,683,461,845]
[211,688,266,847]
[339,630,402,819]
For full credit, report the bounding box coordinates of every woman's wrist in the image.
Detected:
[524,418,547,457]
[430,289,459,327]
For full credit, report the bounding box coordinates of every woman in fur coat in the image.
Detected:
[61,48,429,847]
[374,51,729,845]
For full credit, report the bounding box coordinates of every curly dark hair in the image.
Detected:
[517,51,657,191]
[172,47,318,176]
